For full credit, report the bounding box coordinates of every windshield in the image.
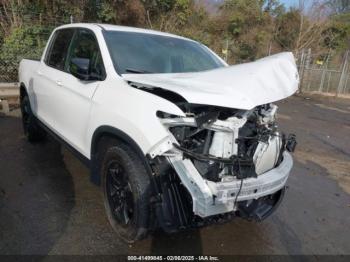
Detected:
[104,31,225,74]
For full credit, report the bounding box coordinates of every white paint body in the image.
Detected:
[19,23,297,217]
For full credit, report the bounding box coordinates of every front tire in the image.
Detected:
[101,142,152,243]
[20,95,46,142]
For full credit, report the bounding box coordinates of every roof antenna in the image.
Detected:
[70,15,74,24]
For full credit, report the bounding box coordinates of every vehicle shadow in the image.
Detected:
[150,229,203,255]
[0,116,75,255]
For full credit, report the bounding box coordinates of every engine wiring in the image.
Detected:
[173,143,252,165]
[234,156,256,207]
[169,104,296,185]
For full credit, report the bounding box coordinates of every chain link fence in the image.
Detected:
[0,60,18,82]
[300,68,350,94]
[0,7,72,83]
[297,49,350,95]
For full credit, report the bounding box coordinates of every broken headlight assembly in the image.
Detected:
[158,103,295,182]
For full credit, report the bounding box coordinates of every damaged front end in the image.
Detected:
[120,52,299,232]
[148,103,296,232]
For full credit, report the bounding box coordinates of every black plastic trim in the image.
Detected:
[94,24,106,31]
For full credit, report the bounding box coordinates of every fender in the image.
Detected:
[90,125,154,185]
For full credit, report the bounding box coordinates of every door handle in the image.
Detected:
[37,71,43,76]
[56,80,63,87]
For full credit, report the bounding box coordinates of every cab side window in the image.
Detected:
[46,29,75,70]
[66,29,106,80]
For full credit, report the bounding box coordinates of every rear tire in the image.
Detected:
[101,141,152,243]
[20,95,46,142]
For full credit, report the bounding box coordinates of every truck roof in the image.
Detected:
[56,23,193,41]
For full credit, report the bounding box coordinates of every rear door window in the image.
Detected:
[46,29,75,70]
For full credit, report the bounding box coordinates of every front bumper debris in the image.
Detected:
[167,152,293,217]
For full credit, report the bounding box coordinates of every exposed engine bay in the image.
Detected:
[146,102,296,232]
[161,103,286,182]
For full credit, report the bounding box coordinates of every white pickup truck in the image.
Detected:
[19,23,298,242]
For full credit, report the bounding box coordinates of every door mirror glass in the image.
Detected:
[70,58,91,80]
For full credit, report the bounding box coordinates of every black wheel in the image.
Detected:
[20,95,46,142]
[101,142,152,243]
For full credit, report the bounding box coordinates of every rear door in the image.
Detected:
[34,28,75,126]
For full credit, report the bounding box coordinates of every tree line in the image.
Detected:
[0,0,349,67]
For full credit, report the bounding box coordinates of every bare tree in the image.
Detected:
[295,0,329,53]
[326,0,350,14]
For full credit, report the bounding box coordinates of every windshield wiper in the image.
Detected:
[125,68,152,74]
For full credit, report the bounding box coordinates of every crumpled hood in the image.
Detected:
[122,52,299,110]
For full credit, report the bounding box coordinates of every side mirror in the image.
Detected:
[70,58,91,80]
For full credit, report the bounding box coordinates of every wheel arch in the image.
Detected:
[90,125,153,186]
